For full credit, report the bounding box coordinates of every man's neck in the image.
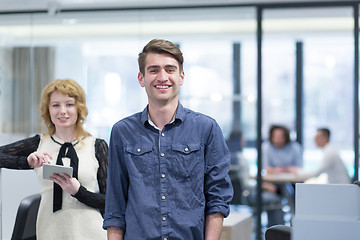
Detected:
[148,100,178,130]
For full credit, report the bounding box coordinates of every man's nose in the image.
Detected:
[157,69,168,80]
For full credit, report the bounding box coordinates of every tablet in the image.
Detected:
[43,163,73,180]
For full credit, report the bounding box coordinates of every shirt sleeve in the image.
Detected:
[72,138,108,215]
[103,124,128,231]
[204,120,233,218]
[0,135,39,169]
[312,145,334,177]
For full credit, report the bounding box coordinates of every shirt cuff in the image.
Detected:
[206,204,230,218]
[103,215,126,231]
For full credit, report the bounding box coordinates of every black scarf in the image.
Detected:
[51,136,79,212]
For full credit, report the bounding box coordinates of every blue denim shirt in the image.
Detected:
[103,103,233,240]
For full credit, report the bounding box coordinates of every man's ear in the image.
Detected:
[179,71,185,86]
[138,72,145,87]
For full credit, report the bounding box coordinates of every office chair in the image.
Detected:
[11,193,41,240]
[265,224,292,240]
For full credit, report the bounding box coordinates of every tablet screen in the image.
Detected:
[43,164,73,180]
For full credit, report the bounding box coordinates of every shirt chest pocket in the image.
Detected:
[171,143,203,179]
[126,145,154,177]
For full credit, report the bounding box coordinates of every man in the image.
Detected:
[312,128,350,184]
[103,39,233,240]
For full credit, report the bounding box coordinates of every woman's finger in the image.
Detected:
[43,152,53,160]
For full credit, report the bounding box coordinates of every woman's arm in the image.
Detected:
[0,135,40,169]
[71,138,108,213]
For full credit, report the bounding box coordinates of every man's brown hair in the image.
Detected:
[138,39,184,75]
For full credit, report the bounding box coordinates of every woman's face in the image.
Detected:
[271,128,286,148]
[49,91,78,132]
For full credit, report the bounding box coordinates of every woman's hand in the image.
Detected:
[27,152,52,168]
[50,173,80,195]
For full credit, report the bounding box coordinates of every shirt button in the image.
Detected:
[162,216,166,221]
[162,195,166,200]
[161,133,165,137]
[161,153,165,157]
[184,147,189,152]
[137,148,141,152]
[161,173,165,178]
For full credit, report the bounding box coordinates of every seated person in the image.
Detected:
[306,128,350,184]
[262,124,303,174]
[262,124,303,218]
[227,129,284,227]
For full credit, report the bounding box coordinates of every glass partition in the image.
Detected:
[0,7,259,239]
[0,7,257,142]
[263,6,354,176]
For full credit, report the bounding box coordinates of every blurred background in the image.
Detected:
[0,0,359,239]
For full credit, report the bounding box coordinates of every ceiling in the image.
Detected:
[0,0,357,13]
[0,0,355,41]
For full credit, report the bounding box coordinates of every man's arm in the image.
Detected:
[107,226,124,240]
[205,212,224,240]
[203,121,232,239]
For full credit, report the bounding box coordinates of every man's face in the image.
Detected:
[138,53,184,105]
[315,130,327,147]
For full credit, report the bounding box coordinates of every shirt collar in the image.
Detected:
[141,102,185,128]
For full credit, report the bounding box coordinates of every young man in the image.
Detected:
[313,128,350,184]
[103,39,233,240]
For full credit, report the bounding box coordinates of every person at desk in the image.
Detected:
[261,125,303,220]
[310,128,350,184]
[0,79,108,240]
[263,124,303,174]
[226,129,284,227]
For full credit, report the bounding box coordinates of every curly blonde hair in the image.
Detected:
[40,79,90,140]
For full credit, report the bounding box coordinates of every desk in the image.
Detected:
[262,172,311,184]
[293,184,360,240]
[259,172,312,214]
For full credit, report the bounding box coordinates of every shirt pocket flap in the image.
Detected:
[172,143,201,154]
[126,145,153,155]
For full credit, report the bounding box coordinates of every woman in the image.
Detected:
[260,124,303,226]
[0,79,107,239]
[263,124,302,174]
